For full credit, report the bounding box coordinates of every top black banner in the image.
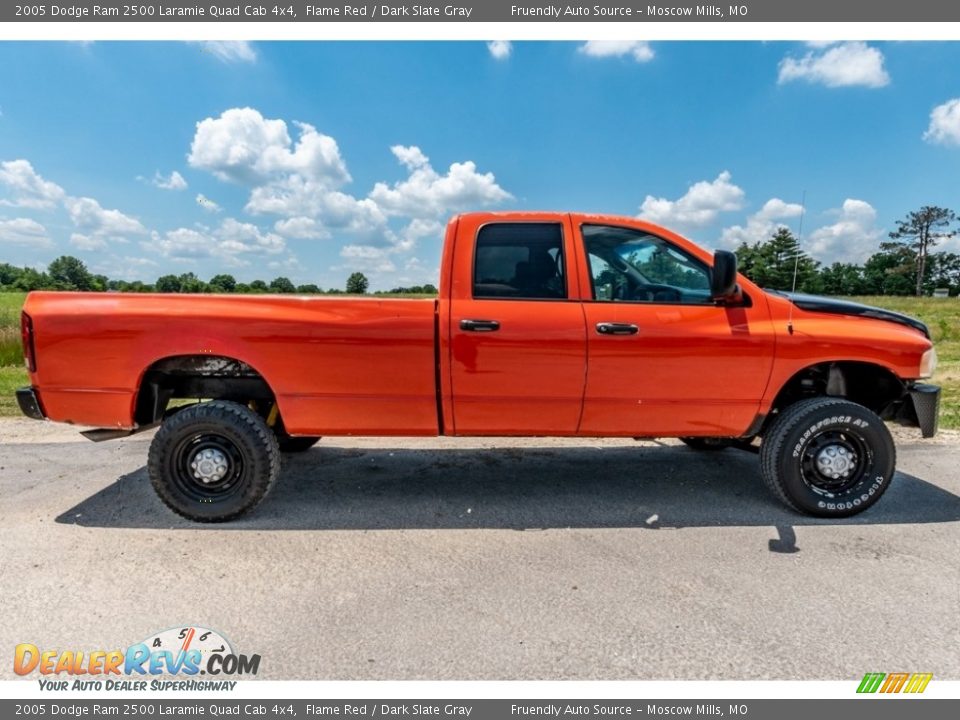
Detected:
[5,0,960,22]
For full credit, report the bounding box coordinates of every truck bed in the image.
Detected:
[24,292,440,435]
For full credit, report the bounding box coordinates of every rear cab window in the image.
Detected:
[473,223,566,300]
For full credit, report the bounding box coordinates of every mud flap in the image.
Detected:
[909,383,940,438]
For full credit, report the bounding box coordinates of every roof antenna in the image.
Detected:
[786,190,806,336]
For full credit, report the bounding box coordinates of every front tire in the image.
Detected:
[760,397,895,517]
[148,400,280,522]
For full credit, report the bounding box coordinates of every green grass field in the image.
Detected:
[1,292,957,428]
[0,292,25,367]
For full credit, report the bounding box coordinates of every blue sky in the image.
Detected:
[1,40,958,290]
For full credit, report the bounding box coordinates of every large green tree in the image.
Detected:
[819,262,866,296]
[0,263,22,288]
[14,267,50,291]
[47,256,95,291]
[155,274,182,293]
[862,244,916,295]
[208,274,237,293]
[346,272,369,294]
[925,252,960,296]
[887,205,958,296]
[269,276,296,293]
[735,227,820,292]
[177,272,207,293]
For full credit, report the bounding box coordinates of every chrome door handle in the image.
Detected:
[596,322,639,336]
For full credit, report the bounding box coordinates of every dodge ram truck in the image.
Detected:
[17,212,940,521]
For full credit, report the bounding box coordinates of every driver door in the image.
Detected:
[575,222,775,437]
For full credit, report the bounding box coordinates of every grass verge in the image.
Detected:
[0,365,25,416]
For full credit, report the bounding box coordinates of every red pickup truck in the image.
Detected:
[17,212,940,521]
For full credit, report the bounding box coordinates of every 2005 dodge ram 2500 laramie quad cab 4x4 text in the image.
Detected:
[17,212,941,521]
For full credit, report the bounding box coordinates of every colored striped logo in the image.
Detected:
[857,672,933,694]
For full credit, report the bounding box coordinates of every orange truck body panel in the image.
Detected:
[25,294,439,435]
[21,212,933,438]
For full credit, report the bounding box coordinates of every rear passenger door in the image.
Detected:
[448,215,588,435]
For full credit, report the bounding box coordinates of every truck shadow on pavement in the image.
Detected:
[54,443,960,532]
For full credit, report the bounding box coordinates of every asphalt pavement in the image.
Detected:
[1,420,958,680]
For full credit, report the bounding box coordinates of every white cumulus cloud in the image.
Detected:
[70,233,108,251]
[187,108,513,287]
[152,170,188,191]
[246,178,386,233]
[924,98,960,146]
[807,199,882,264]
[487,41,512,60]
[392,218,444,253]
[0,217,53,248]
[337,244,397,274]
[148,227,213,260]
[639,171,745,230]
[0,160,66,209]
[579,41,654,63]
[778,42,890,88]
[720,198,805,249]
[65,196,147,241]
[198,41,257,63]
[188,108,350,187]
[217,218,286,256]
[196,193,222,213]
[370,145,512,218]
[148,218,286,266]
[274,216,328,240]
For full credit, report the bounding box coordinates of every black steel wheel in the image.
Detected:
[760,397,895,517]
[148,400,280,522]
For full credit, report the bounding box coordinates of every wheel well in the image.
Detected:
[134,355,275,426]
[768,361,905,427]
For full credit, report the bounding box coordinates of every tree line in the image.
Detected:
[0,261,437,296]
[1,205,956,297]
[735,206,959,296]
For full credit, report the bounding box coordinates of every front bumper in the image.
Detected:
[16,386,45,420]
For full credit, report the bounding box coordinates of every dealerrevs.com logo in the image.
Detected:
[14,626,261,691]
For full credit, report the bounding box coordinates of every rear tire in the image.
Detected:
[148,400,280,522]
[760,397,895,517]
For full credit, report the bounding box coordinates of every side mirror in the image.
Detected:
[710,250,740,301]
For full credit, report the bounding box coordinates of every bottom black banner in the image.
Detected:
[2,700,958,720]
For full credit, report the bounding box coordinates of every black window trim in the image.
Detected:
[471,220,572,302]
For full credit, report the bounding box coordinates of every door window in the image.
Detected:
[473,223,566,300]
[583,224,712,304]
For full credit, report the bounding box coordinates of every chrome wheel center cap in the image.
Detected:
[191,448,229,483]
[815,444,855,480]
